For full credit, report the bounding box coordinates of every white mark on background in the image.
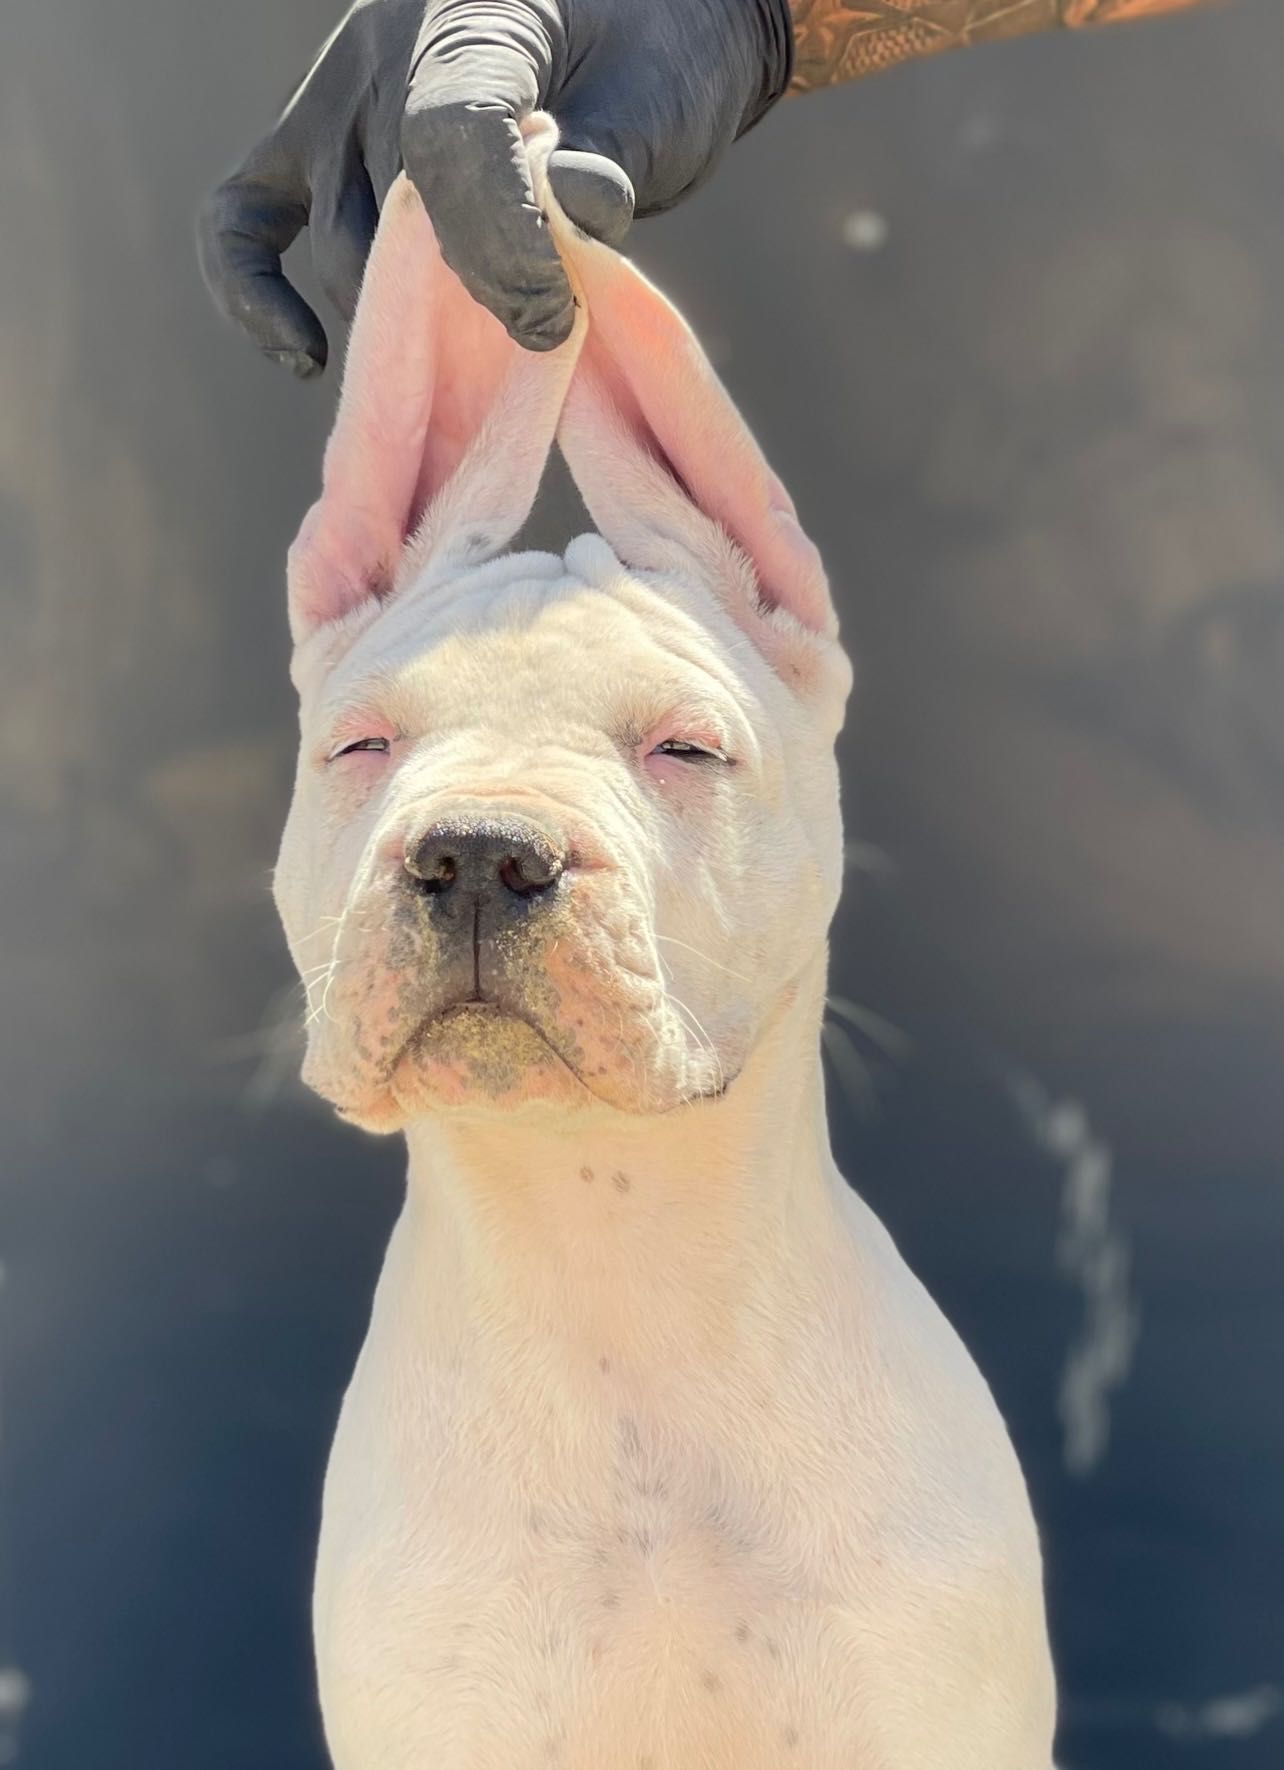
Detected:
[0,1667,30,1765]
[0,1250,28,1762]
[824,997,911,1119]
[841,210,888,253]
[1008,1073,1140,1476]
[1156,1684,1284,1741]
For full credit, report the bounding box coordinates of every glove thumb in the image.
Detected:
[547,146,635,248]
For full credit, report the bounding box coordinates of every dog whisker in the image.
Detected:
[666,989,725,1094]
[298,958,346,981]
[654,934,753,987]
[293,915,351,949]
[307,844,389,1030]
[304,959,354,1029]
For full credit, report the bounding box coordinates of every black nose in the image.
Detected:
[403,814,565,900]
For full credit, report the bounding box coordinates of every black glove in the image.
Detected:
[199,0,793,376]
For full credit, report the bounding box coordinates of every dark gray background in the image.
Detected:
[2,2,1281,1766]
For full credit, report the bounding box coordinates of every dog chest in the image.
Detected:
[313,1327,1053,1770]
[315,1489,864,1768]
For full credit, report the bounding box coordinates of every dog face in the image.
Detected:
[275,131,851,1132]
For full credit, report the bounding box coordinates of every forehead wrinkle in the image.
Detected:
[596,607,767,768]
[310,561,773,772]
[314,585,572,732]
[606,580,776,731]
[314,655,404,736]
[330,561,581,682]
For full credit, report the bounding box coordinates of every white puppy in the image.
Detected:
[273,120,1056,1770]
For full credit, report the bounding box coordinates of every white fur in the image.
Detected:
[273,121,1056,1769]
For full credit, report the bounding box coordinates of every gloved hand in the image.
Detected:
[199,0,793,375]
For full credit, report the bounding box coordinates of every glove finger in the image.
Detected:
[310,150,379,324]
[198,166,328,378]
[547,149,634,249]
[557,85,724,219]
[401,98,575,352]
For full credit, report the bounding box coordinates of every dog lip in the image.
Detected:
[382,1002,737,1115]
[390,998,589,1090]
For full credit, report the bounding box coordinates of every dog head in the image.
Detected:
[275,124,852,1132]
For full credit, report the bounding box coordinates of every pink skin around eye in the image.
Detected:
[322,718,399,768]
[637,721,731,785]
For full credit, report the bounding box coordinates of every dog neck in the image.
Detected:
[390,950,847,1385]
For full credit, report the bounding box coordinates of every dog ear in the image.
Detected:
[287,128,581,645]
[554,224,845,696]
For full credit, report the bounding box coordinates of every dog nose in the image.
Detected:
[403,814,565,900]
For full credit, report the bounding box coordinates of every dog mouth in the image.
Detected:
[387,996,589,1094]
[381,994,735,1114]
[421,998,574,1064]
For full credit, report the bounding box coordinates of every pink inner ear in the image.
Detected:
[287,175,573,643]
[410,290,515,536]
[559,236,835,639]
[289,129,829,649]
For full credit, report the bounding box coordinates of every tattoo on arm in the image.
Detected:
[789,0,1219,95]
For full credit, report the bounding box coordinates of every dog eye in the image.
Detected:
[329,736,391,761]
[650,739,730,765]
